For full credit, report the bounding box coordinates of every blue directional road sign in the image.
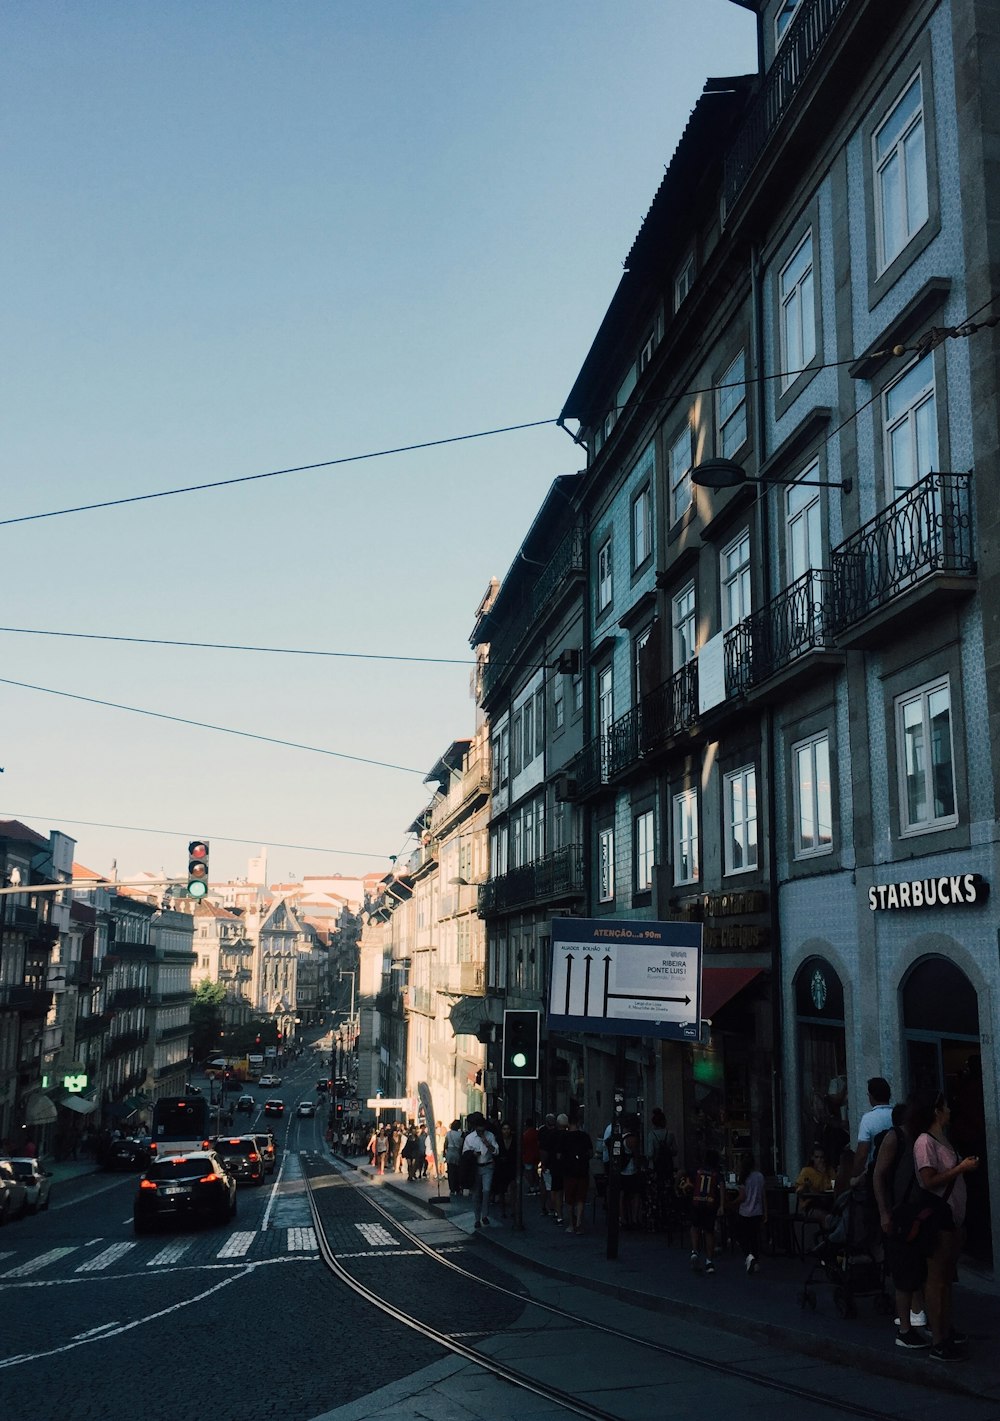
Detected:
[547,917,703,1041]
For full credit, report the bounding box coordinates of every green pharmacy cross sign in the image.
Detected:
[64,1073,89,1094]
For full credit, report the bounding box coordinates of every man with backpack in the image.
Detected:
[853,1076,894,1181]
[873,1101,930,1351]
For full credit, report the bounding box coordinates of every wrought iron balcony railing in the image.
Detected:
[482,527,584,701]
[724,0,850,211]
[641,661,699,751]
[76,1011,112,1041]
[607,706,640,779]
[571,735,609,799]
[478,845,584,916]
[0,983,52,1013]
[831,472,975,633]
[724,567,835,697]
[104,1026,150,1058]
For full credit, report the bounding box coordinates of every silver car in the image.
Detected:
[10,1157,52,1213]
[0,1158,29,1223]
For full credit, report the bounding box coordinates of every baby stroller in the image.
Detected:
[799,1185,893,1319]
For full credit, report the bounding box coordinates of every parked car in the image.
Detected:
[297,1101,316,1118]
[264,1099,284,1118]
[0,1158,29,1223]
[236,1094,255,1114]
[104,1135,152,1171]
[9,1158,52,1213]
[211,1135,265,1185]
[252,1132,277,1174]
[133,1151,237,1234]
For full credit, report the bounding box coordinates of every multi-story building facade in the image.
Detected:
[103,893,156,1127]
[191,899,254,1027]
[147,907,196,1099]
[473,480,588,1119]
[548,0,998,1260]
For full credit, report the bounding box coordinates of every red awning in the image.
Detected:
[701,966,764,1019]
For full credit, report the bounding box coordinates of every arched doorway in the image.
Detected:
[902,955,990,1262]
[793,957,848,1167]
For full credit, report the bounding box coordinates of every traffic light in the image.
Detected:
[187,840,210,898]
[335,1101,344,1119]
[502,1009,540,1080]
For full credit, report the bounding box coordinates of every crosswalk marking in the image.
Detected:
[216,1230,256,1258]
[76,1242,136,1273]
[286,1227,317,1251]
[355,1223,398,1247]
[147,1242,191,1266]
[3,1246,77,1277]
[0,1251,15,1266]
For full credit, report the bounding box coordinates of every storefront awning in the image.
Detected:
[61,1092,98,1115]
[24,1092,58,1125]
[702,966,763,1019]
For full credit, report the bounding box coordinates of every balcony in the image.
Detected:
[724,568,839,698]
[76,1011,112,1041]
[724,0,850,211]
[429,751,491,837]
[571,736,609,800]
[108,985,150,1010]
[156,1022,193,1043]
[8,904,39,931]
[0,983,52,1014]
[410,986,433,1016]
[481,527,585,702]
[605,662,701,779]
[478,845,584,916]
[831,472,976,648]
[104,1027,150,1058]
[375,987,406,1017]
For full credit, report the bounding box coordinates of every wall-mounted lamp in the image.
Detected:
[691,458,852,496]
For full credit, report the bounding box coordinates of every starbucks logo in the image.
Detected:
[810,968,827,1012]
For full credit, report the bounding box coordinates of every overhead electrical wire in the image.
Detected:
[0,813,389,861]
[0,676,427,775]
[2,299,997,534]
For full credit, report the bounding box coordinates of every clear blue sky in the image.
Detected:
[1,1,756,885]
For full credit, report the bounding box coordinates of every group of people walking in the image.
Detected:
[366,1122,435,1180]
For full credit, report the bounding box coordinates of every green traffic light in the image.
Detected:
[512,1051,527,1068]
[188,879,208,898]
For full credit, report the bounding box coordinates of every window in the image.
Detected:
[717,350,748,458]
[775,0,803,46]
[640,332,656,374]
[724,766,758,875]
[522,699,534,767]
[884,352,936,497]
[793,733,832,858]
[553,673,565,730]
[674,253,695,310]
[632,486,652,569]
[535,688,545,755]
[603,410,617,441]
[874,72,928,273]
[779,231,815,389]
[896,677,957,834]
[721,532,751,629]
[673,790,698,885]
[669,425,693,524]
[672,582,695,667]
[598,665,614,738]
[572,673,583,714]
[634,810,655,892]
[598,827,615,903]
[786,464,822,582]
[617,364,637,412]
[633,626,652,701]
[598,538,613,611]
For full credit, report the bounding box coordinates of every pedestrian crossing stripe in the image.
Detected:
[2,1247,77,1277]
[354,1223,398,1247]
[286,1228,316,1251]
[216,1231,256,1258]
[76,1243,136,1273]
[147,1242,190,1266]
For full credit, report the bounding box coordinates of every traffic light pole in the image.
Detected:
[513,1078,525,1232]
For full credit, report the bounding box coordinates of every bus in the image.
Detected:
[150,1095,212,1157]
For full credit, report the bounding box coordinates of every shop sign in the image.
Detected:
[867,873,988,912]
[703,924,769,950]
[702,888,769,950]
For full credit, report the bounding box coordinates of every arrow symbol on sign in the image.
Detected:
[603,955,612,1017]
[564,954,573,1015]
[583,955,593,1015]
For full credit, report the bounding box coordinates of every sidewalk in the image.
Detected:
[341,1152,1000,1403]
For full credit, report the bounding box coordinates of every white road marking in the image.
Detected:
[147,1242,191,1266]
[76,1243,136,1272]
[286,1227,317,1251]
[217,1230,256,1258]
[335,1249,422,1258]
[0,1252,14,1266]
[72,1321,121,1339]
[355,1222,398,1247]
[2,1247,77,1277]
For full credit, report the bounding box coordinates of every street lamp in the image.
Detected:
[690,458,852,495]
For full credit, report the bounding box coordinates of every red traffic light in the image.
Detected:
[189,841,208,860]
[187,840,210,898]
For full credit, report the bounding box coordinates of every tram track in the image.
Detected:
[302,1154,926,1421]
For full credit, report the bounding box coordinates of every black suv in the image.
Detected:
[211,1135,265,1185]
[134,1151,237,1233]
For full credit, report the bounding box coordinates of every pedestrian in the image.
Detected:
[873,1101,929,1351]
[733,1152,767,1274]
[462,1111,499,1228]
[402,1126,420,1180]
[390,1123,404,1173]
[689,1150,723,1274]
[444,1119,464,1199]
[375,1125,389,1175]
[911,1089,979,1361]
[852,1077,894,1180]
[534,1114,559,1216]
[492,1122,516,1217]
[546,1114,569,1225]
[366,1125,377,1167]
[521,1117,540,1195]
[560,1117,594,1234]
[416,1125,429,1179]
